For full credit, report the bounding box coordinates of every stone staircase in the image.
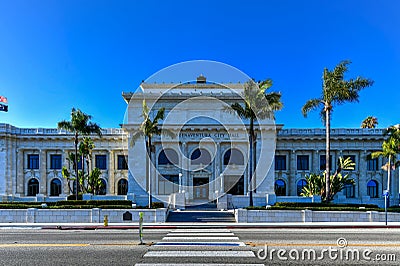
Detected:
[166,203,236,223]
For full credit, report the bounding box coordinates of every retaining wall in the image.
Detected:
[235,209,400,223]
[0,208,167,223]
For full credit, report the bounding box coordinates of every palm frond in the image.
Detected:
[153,107,165,124]
[301,98,322,117]
[57,120,73,132]
[228,103,247,118]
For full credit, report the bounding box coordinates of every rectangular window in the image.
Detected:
[275,155,286,171]
[27,154,39,169]
[367,158,379,171]
[344,184,355,198]
[117,155,128,170]
[297,155,309,171]
[319,155,333,171]
[158,175,179,195]
[50,154,62,169]
[95,155,107,170]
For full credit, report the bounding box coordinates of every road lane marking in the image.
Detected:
[0,243,142,248]
[0,244,89,248]
[162,236,239,240]
[143,251,256,257]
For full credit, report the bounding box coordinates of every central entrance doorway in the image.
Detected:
[193,177,209,199]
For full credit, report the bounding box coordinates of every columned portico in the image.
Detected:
[122,77,277,207]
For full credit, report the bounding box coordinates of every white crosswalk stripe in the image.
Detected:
[144,251,255,257]
[135,228,261,266]
[136,264,264,266]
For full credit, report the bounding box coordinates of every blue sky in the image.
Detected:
[0,0,399,129]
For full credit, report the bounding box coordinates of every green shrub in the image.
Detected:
[151,202,165,208]
[54,200,132,207]
[67,194,83,200]
[274,202,379,209]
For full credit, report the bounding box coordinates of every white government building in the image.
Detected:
[0,76,396,208]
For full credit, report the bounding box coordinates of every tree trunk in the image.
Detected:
[325,108,331,202]
[249,117,254,207]
[82,153,85,193]
[147,137,152,208]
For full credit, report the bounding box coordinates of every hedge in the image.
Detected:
[0,200,168,209]
[274,202,379,208]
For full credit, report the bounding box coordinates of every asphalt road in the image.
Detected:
[0,228,399,265]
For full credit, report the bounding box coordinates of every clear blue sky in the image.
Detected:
[0,0,399,129]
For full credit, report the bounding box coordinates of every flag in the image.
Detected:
[0,103,8,112]
[0,96,7,104]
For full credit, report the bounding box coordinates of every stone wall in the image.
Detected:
[235,209,400,223]
[0,208,167,223]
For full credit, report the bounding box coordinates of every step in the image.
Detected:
[166,210,236,223]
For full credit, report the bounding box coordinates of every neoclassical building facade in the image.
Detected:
[0,77,396,207]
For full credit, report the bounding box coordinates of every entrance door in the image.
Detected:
[193,177,209,199]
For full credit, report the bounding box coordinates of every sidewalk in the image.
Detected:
[2,221,400,229]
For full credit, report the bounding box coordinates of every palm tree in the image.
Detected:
[301,157,355,201]
[79,137,95,183]
[229,79,283,206]
[361,116,378,128]
[302,60,373,202]
[58,108,102,200]
[130,100,174,208]
[371,125,400,201]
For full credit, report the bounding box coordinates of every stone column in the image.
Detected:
[358,150,368,199]
[16,149,24,195]
[215,142,221,181]
[289,150,297,196]
[312,150,319,173]
[39,149,47,195]
[108,150,115,194]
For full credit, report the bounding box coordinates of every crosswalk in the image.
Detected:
[135,228,263,266]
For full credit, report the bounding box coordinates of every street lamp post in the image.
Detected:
[178,173,183,193]
[219,174,224,193]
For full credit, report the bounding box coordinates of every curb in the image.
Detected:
[36,224,400,230]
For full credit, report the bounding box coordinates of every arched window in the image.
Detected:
[97,179,107,195]
[117,179,128,195]
[223,148,244,165]
[344,181,355,198]
[367,180,378,198]
[297,179,307,196]
[158,149,179,165]
[275,179,286,196]
[27,178,39,196]
[50,179,62,196]
[191,148,211,165]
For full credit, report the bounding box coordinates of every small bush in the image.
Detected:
[151,202,165,208]
[274,202,379,209]
[67,194,83,200]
